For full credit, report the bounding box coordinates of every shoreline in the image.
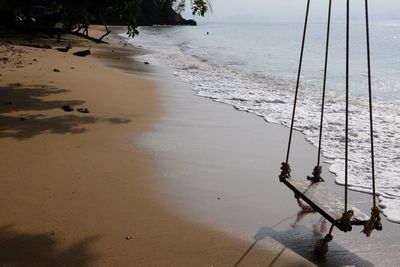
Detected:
[0,28,317,266]
[133,33,400,266]
[131,21,400,225]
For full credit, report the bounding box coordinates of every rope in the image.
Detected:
[285,0,311,164]
[279,162,291,181]
[314,223,334,255]
[338,210,354,232]
[317,0,332,167]
[362,0,383,235]
[344,0,350,213]
[307,166,324,183]
[364,0,377,208]
[362,207,382,237]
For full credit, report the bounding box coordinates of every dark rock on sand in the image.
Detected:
[61,105,74,112]
[57,44,72,53]
[73,50,91,57]
[77,108,90,114]
[53,68,60,72]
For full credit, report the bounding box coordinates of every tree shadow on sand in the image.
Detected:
[0,225,98,267]
[0,84,130,139]
[0,84,85,113]
[0,114,97,139]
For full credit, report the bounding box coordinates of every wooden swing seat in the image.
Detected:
[282,177,370,232]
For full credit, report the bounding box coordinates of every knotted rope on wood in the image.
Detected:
[279,162,291,182]
[307,166,324,183]
[337,210,354,232]
[362,207,382,237]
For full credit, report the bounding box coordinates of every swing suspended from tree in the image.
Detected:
[279,0,382,254]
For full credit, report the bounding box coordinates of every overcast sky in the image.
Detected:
[184,0,400,20]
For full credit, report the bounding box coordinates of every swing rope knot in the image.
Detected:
[337,210,354,232]
[279,162,291,182]
[314,233,333,255]
[362,207,382,237]
[307,165,325,183]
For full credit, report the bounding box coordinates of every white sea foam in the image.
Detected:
[124,25,400,223]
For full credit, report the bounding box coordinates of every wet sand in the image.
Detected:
[137,62,400,266]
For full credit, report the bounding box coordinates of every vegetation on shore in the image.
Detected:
[0,0,210,41]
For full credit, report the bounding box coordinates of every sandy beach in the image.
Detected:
[0,28,324,266]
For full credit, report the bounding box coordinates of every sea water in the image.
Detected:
[125,19,400,223]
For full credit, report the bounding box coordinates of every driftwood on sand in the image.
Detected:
[73,50,91,57]
[56,44,72,52]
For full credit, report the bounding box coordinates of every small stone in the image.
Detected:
[70,67,74,69]
[144,61,150,65]
[77,108,90,114]
[61,105,74,112]
[125,235,132,240]
[217,197,221,200]
[53,68,60,72]
[50,231,55,236]
[73,49,91,57]
[20,117,26,121]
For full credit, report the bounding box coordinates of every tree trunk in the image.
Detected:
[98,24,111,42]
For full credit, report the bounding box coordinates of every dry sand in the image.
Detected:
[0,30,317,266]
